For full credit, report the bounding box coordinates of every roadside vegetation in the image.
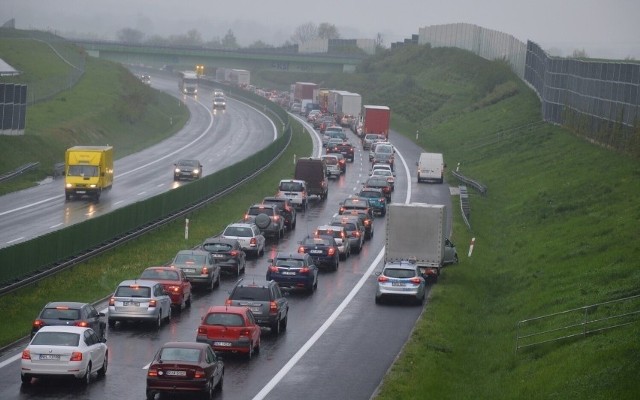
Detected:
[0,40,638,398]
[0,37,189,195]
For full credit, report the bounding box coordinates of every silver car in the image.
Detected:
[108,279,172,329]
[315,225,350,260]
[375,261,426,305]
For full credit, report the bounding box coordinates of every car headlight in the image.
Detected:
[175,168,181,173]
[193,169,199,174]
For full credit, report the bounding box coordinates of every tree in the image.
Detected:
[317,23,340,40]
[186,29,203,45]
[248,40,274,49]
[145,35,169,46]
[222,29,239,49]
[117,28,145,44]
[375,33,384,49]
[291,22,317,44]
[572,48,589,59]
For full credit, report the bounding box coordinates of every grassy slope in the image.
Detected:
[258,45,640,398]
[0,37,189,194]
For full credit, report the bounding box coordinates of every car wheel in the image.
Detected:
[97,351,108,377]
[208,276,215,292]
[166,307,172,324]
[280,315,288,332]
[215,273,221,288]
[154,314,162,329]
[375,296,382,305]
[185,293,192,308]
[146,390,156,400]
[79,362,91,385]
[108,319,116,329]
[258,245,265,257]
[333,260,339,271]
[292,217,297,229]
[271,317,281,335]
[247,342,253,360]
[21,375,31,385]
[255,337,261,353]
[203,379,214,400]
[216,370,224,391]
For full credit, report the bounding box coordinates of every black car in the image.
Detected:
[339,197,375,240]
[31,301,106,339]
[225,279,289,335]
[262,196,297,230]
[173,159,203,181]
[364,176,392,201]
[298,235,340,271]
[266,252,318,294]
[200,237,247,277]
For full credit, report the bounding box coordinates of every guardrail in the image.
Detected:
[458,185,471,229]
[0,162,40,183]
[515,294,640,353]
[451,169,487,195]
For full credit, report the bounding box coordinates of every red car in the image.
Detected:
[196,306,261,360]
[146,341,224,400]
[139,266,192,311]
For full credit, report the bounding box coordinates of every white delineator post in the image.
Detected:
[468,237,475,257]
[185,218,189,240]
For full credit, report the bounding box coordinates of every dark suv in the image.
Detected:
[225,279,289,335]
[31,302,106,339]
[243,203,285,239]
[262,196,297,230]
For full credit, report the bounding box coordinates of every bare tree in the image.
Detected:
[117,28,145,44]
[317,23,340,40]
[291,22,317,44]
[248,40,273,49]
[572,48,589,59]
[222,29,239,49]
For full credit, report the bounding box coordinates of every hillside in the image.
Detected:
[0,35,189,194]
[258,45,640,398]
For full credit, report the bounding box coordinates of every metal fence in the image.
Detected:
[418,23,640,152]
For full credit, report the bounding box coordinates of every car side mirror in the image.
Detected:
[99,312,106,317]
[101,337,107,343]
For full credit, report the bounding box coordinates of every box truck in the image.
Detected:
[294,157,328,201]
[385,203,457,283]
[335,91,362,127]
[362,105,391,139]
[65,146,114,201]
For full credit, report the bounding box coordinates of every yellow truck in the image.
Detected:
[64,146,114,201]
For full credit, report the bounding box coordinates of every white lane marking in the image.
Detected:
[6,237,25,244]
[252,147,411,400]
[49,223,63,229]
[0,196,59,217]
[0,354,20,369]
[138,192,147,196]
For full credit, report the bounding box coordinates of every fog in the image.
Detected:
[1,0,639,59]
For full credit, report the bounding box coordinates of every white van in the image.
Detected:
[416,152,445,183]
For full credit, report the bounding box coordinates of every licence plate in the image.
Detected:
[182,268,195,273]
[250,307,261,314]
[309,250,323,254]
[212,254,225,258]
[391,282,405,287]
[213,341,232,347]
[76,190,86,194]
[281,271,296,276]
[39,354,60,360]
[165,370,187,376]
[123,301,140,306]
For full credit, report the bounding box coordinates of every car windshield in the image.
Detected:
[223,226,253,237]
[204,312,245,327]
[231,286,270,302]
[384,268,417,279]
[214,97,225,102]
[159,348,201,362]
[115,285,151,298]
[177,160,198,167]
[279,181,304,191]
[41,308,80,320]
[67,165,98,177]
[202,243,233,252]
[174,254,207,264]
[32,331,80,347]
[141,269,180,281]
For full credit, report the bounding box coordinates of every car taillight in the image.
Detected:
[230,250,238,257]
[108,297,115,306]
[409,278,422,285]
[365,220,371,226]
[149,300,157,308]
[70,352,83,362]
[22,349,31,360]
[273,215,280,222]
[250,238,257,247]
[298,246,305,253]
[269,301,278,313]
[268,265,279,273]
[202,267,209,275]
[197,326,207,334]
[300,267,310,274]
[339,207,345,213]
[225,299,232,306]
[352,231,360,238]
[194,368,206,379]
[380,198,386,203]
[328,247,336,256]
[168,285,181,293]
[244,213,249,220]
[32,320,44,329]
[239,329,251,337]
[75,321,89,328]
[148,368,158,377]
[377,276,389,282]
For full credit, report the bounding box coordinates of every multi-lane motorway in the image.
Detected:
[0,78,455,400]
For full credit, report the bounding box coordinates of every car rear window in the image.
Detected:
[231,286,270,302]
[279,181,304,191]
[141,269,180,281]
[31,332,80,347]
[248,207,274,216]
[275,259,304,268]
[115,285,151,298]
[202,243,233,252]
[323,157,338,165]
[204,313,245,327]
[160,348,201,362]
[317,229,342,238]
[384,268,417,279]
[174,254,207,264]
[223,226,252,237]
[41,308,80,320]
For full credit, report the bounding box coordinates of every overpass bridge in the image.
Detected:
[74,40,365,75]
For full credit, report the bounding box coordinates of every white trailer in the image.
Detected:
[230,69,250,87]
[385,203,457,282]
[336,91,362,126]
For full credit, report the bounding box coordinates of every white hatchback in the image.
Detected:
[21,326,108,385]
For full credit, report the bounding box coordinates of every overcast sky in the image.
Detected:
[2,0,639,59]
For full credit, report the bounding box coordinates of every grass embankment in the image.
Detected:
[258,45,640,398]
[0,37,189,194]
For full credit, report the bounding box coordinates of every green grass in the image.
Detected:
[1,41,639,398]
[0,37,189,195]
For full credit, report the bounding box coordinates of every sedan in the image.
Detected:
[21,326,108,386]
[298,235,339,271]
[200,237,246,277]
[375,261,427,305]
[31,301,106,340]
[107,279,172,329]
[266,252,319,294]
[370,168,395,191]
[146,341,224,400]
[364,176,393,201]
[139,266,193,311]
[171,249,221,291]
[173,159,203,181]
[196,305,261,359]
